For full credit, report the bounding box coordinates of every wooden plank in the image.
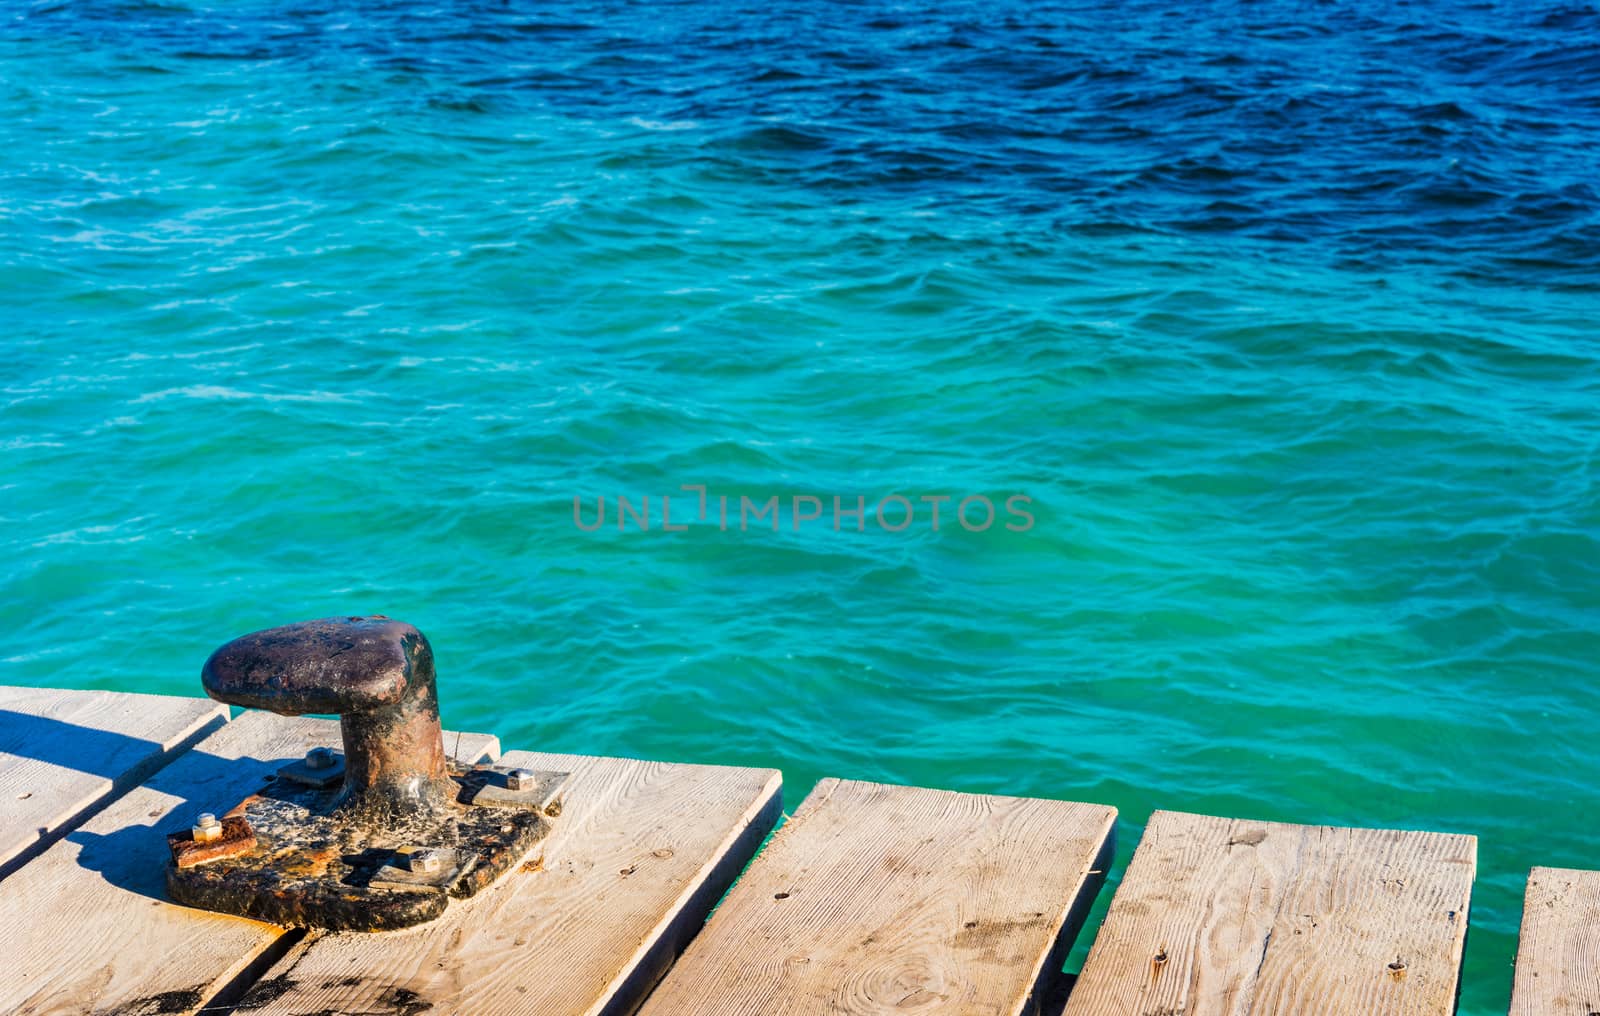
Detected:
[0,685,228,881]
[1060,810,1476,1016]
[1509,866,1600,1016]
[0,711,499,1016]
[231,749,782,1016]
[637,778,1118,1016]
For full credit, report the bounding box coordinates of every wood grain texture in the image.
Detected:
[0,711,499,1016]
[1509,866,1600,1016]
[0,685,228,881]
[1061,810,1476,1016]
[231,748,782,1016]
[637,778,1118,1016]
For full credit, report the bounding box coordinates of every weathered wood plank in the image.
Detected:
[0,712,499,1016]
[637,778,1118,1016]
[1509,866,1600,1016]
[232,749,782,1016]
[0,685,228,881]
[1060,810,1476,1016]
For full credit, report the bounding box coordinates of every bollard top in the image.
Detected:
[201,616,432,716]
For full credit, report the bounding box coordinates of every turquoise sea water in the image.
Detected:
[3,1,1598,1010]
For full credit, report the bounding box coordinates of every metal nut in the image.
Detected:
[305,746,337,770]
[506,768,535,791]
[405,847,444,874]
[192,812,223,843]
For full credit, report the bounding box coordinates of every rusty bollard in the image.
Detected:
[201,616,458,824]
[164,616,568,931]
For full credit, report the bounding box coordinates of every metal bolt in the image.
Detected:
[192,812,223,843]
[506,768,536,791]
[305,746,337,770]
[405,847,444,874]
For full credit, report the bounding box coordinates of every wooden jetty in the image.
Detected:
[0,684,1592,1015]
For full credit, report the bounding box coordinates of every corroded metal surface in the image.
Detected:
[167,616,565,931]
[168,816,257,870]
[201,616,457,822]
[167,762,549,931]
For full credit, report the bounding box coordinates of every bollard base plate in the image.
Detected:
[166,762,565,931]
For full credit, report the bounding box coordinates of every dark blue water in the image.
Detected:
[14,0,1599,286]
[4,2,1598,1011]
